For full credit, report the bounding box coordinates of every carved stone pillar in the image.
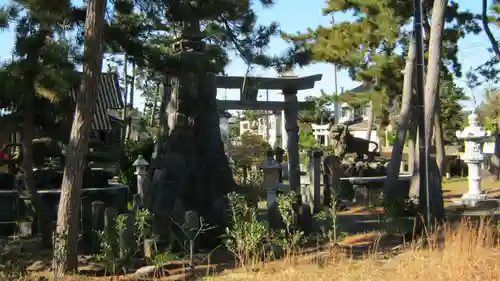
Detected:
[283,89,300,194]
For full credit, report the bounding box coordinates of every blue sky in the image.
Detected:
[219,0,499,109]
[0,0,496,110]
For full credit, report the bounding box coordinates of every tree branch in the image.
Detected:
[482,0,500,60]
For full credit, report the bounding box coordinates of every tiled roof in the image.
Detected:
[67,72,123,131]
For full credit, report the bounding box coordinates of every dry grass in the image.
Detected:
[207,220,500,281]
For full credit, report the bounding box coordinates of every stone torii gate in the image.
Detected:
[215,73,323,194]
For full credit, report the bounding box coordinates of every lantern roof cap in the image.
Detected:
[132,155,149,167]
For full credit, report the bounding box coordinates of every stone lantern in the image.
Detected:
[455,111,491,206]
[260,149,281,211]
[132,155,149,200]
[227,153,235,170]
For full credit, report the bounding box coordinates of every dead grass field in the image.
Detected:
[21,177,500,280]
[206,220,500,281]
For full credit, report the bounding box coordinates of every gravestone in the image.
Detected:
[92,201,106,231]
[80,198,93,253]
[132,194,143,212]
[18,221,32,238]
[104,207,118,255]
[184,210,200,239]
[184,210,200,261]
[304,150,323,213]
[297,204,312,235]
[119,213,136,260]
[143,238,155,259]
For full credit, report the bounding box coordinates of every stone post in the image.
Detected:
[104,207,118,255]
[92,201,106,231]
[184,210,200,264]
[455,112,491,206]
[274,146,285,183]
[132,193,143,212]
[311,150,323,212]
[283,88,300,194]
[132,154,149,202]
[80,198,93,253]
[91,201,106,253]
[119,213,136,260]
[261,149,282,229]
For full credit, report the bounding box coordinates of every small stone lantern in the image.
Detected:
[260,149,281,211]
[227,153,235,169]
[455,111,491,206]
[132,155,149,200]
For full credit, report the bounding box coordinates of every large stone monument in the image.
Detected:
[454,111,492,207]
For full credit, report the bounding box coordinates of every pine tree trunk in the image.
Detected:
[20,98,52,247]
[122,54,128,141]
[422,0,447,219]
[482,0,500,60]
[365,103,374,142]
[408,116,418,174]
[409,125,420,201]
[495,122,500,180]
[434,104,445,176]
[384,39,416,199]
[149,83,159,126]
[143,77,170,204]
[53,0,106,274]
[126,62,135,139]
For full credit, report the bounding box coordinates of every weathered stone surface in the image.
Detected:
[78,262,106,276]
[104,207,118,255]
[119,213,136,260]
[92,201,105,231]
[26,260,49,272]
[80,198,93,253]
[143,238,155,259]
[184,210,200,233]
[135,265,159,278]
[146,74,236,246]
[132,194,143,212]
[297,204,312,235]
[18,221,32,238]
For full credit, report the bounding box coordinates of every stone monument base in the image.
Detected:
[452,193,496,207]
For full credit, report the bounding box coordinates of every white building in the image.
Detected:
[312,100,380,152]
[239,111,287,149]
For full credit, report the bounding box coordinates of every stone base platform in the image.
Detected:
[451,197,500,208]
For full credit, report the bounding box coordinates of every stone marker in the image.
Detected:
[132,194,143,212]
[297,204,312,235]
[92,201,106,231]
[184,210,200,265]
[143,238,156,259]
[119,213,136,260]
[18,221,32,238]
[104,207,118,255]
[80,198,93,253]
[184,210,200,238]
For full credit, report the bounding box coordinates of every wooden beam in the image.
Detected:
[215,74,323,90]
[217,100,314,111]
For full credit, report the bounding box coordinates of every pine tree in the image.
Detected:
[282,0,479,213]
[53,0,107,273]
[0,0,79,247]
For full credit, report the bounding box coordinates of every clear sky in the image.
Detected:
[0,0,496,110]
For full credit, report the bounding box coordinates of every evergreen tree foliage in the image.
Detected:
[281,0,480,126]
[439,75,469,143]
